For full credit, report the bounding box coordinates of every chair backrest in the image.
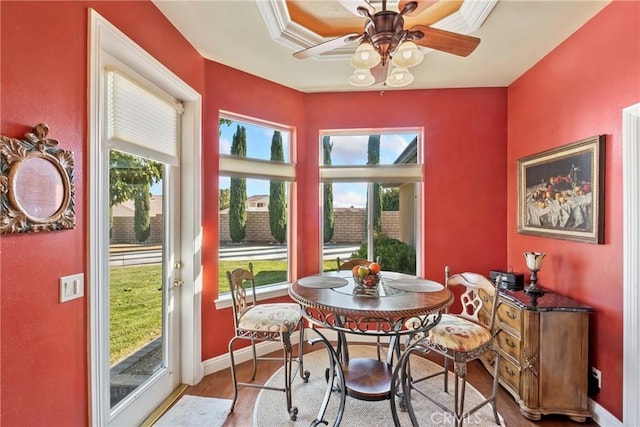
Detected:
[227,263,256,329]
[444,266,502,332]
[336,256,381,272]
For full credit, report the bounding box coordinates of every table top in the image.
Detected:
[289,271,453,323]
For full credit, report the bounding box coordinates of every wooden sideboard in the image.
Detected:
[477,287,593,422]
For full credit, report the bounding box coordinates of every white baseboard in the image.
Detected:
[589,398,622,427]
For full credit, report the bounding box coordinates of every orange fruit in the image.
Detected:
[352,266,360,275]
[369,262,381,274]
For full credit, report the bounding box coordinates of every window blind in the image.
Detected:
[106,69,181,165]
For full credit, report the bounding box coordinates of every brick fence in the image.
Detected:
[112,209,400,245]
[111,215,164,244]
[219,208,399,244]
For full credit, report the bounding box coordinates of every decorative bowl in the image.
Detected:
[352,270,381,289]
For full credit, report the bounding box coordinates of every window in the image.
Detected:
[218,113,294,294]
[320,131,422,275]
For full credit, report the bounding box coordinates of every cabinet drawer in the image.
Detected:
[496,329,521,362]
[478,288,494,315]
[497,300,522,332]
[478,306,491,327]
[499,356,520,391]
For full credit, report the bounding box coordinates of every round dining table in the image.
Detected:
[289,271,453,426]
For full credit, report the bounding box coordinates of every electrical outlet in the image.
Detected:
[592,367,602,389]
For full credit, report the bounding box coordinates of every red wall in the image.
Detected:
[0,1,204,425]
[300,89,508,281]
[506,1,640,420]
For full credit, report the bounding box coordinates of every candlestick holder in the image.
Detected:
[524,251,546,296]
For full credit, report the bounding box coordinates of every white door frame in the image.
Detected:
[623,102,640,426]
[88,9,203,425]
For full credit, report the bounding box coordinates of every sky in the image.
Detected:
[152,120,417,207]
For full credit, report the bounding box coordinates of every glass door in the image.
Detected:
[106,150,181,425]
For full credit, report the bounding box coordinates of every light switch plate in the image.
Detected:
[60,273,84,303]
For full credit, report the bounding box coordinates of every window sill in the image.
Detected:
[214,282,291,310]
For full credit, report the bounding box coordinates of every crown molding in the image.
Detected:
[257,0,497,59]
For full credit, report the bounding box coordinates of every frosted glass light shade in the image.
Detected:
[350,43,381,69]
[349,68,375,87]
[385,67,414,87]
[391,41,424,68]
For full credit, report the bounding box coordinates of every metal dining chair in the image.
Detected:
[227,263,309,421]
[401,267,502,427]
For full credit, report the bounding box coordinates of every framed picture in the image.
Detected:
[517,135,605,244]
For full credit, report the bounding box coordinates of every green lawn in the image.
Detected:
[110,259,337,365]
[110,264,163,365]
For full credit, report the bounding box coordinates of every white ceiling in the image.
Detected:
[152,0,610,93]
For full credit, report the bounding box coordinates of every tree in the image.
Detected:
[367,135,382,232]
[382,187,400,211]
[269,131,287,243]
[109,151,162,235]
[219,118,232,136]
[322,136,334,243]
[109,151,162,208]
[219,188,230,211]
[229,125,247,242]
[134,185,151,242]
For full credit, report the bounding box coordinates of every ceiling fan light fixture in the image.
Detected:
[349,68,375,87]
[385,67,414,87]
[350,42,381,69]
[391,41,424,68]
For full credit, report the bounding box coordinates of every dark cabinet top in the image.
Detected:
[499,288,594,312]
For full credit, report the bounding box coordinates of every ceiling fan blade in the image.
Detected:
[398,0,438,16]
[293,33,364,59]
[410,25,480,57]
[335,0,375,16]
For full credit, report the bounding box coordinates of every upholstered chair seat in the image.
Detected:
[426,314,493,352]
[237,303,302,333]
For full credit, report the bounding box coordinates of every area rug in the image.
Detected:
[155,395,232,427]
[253,345,504,426]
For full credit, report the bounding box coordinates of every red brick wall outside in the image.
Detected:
[218,209,400,243]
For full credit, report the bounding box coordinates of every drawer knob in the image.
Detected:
[506,311,517,320]
[505,337,516,348]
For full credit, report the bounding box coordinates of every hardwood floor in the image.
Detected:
[184,343,599,426]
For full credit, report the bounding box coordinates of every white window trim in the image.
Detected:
[88,9,202,425]
[318,131,424,276]
[217,115,295,294]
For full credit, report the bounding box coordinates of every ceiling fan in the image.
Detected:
[292,0,481,88]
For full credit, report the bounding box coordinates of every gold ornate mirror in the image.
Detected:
[0,123,76,233]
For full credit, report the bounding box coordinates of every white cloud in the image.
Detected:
[219,176,230,188]
[334,189,366,208]
[220,136,231,155]
[329,135,369,165]
[381,134,411,158]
